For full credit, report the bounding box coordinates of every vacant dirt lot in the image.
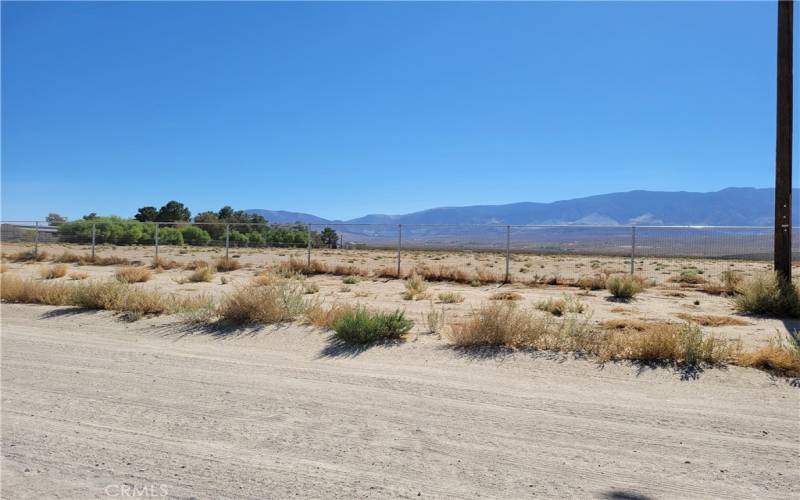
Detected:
[1,303,798,499]
[2,242,798,349]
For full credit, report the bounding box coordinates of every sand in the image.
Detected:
[1,303,798,499]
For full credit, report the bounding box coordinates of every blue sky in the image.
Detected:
[1,1,796,221]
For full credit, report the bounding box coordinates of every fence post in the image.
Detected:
[396,224,402,277]
[630,226,637,275]
[306,225,312,265]
[34,221,39,258]
[225,224,230,259]
[154,223,159,260]
[505,225,511,283]
[91,223,96,260]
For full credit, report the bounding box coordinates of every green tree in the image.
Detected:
[134,206,158,222]
[46,213,67,225]
[180,226,211,246]
[193,211,225,240]
[320,227,338,249]
[157,201,191,222]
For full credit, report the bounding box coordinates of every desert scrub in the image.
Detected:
[733,271,800,317]
[422,302,446,334]
[215,257,242,272]
[39,264,68,280]
[437,291,464,303]
[606,275,643,300]
[6,250,48,262]
[303,282,320,294]
[304,301,354,329]
[535,295,585,316]
[489,291,522,301]
[736,334,800,377]
[448,302,593,351]
[114,266,152,283]
[403,272,428,300]
[188,266,215,283]
[152,256,180,270]
[341,275,359,285]
[217,281,306,324]
[332,307,413,344]
[1,276,74,305]
[68,271,90,280]
[52,251,82,263]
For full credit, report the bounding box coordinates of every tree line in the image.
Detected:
[51,201,339,248]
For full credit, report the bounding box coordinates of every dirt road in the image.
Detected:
[1,303,798,499]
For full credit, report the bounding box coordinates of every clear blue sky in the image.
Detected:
[1,1,796,221]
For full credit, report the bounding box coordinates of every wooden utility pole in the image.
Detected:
[775,0,793,281]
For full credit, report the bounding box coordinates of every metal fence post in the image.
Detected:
[630,226,637,275]
[34,221,39,257]
[91,223,96,260]
[154,223,159,260]
[505,225,511,283]
[306,225,312,266]
[396,224,402,277]
[225,224,230,259]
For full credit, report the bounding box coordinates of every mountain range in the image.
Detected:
[247,187,798,227]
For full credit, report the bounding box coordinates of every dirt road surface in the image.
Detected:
[1,303,798,499]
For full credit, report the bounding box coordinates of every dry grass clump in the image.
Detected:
[606,274,644,300]
[437,291,465,303]
[6,250,48,262]
[304,301,354,329]
[489,291,522,301]
[39,264,68,280]
[53,251,82,263]
[281,257,368,278]
[1,276,73,305]
[448,302,593,351]
[575,274,608,291]
[0,264,9,273]
[68,271,90,280]
[215,257,242,272]
[669,271,706,285]
[79,254,130,266]
[674,313,750,327]
[303,282,320,294]
[217,281,306,324]
[184,259,210,270]
[735,335,800,377]
[375,266,402,279]
[535,295,585,316]
[413,265,472,284]
[152,256,180,270]
[114,266,152,283]
[403,272,429,300]
[733,271,800,318]
[1,275,211,319]
[188,267,214,283]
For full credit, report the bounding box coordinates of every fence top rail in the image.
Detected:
[1,220,797,231]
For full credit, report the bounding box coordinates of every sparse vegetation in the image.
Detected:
[68,271,90,280]
[215,257,242,272]
[403,272,429,300]
[6,250,48,262]
[342,275,359,285]
[188,267,215,283]
[674,313,750,327]
[217,281,306,323]
[39,264,68,279]
[423,302,445,334]
[606,274,643,300]
[735,334,800,377]
[437,291,464,303]
[733,272,800,318]
[304,302,353,329]
[114,266,152,283]
[489,291,522,301]
[152,256,180,270]
[535,295,585,316]
[332,307,413,344]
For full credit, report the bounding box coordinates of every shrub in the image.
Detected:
[489,291,522,301]
[157,227,183,246]
[535,295,585,316]
[6,250,48,262]
[180,226,211,246]
[68,271,90,280]
[304,302,353,329]
[114,266,152,283]
[669,271,706,285]
[607,275,643,300]
[53,251,82,263]
[217,282,306,323]
[188,267,214,283]
[342,275,359,285]
[184,259,209,270]
[304,282,320,294]
[733,272,800,318]
[403,272,428,300]
[152,256,180,270]
[332,307,413,344]
[423,303,445,334]
[736,335,800,377]
[215,257,242,272]
[40,264,68,279]
[79,254,130,266]
[1,276,73,305]
[229,230,250,246]
[575,274,607,291]
[437,291,464,303]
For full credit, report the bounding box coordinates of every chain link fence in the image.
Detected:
[2,220,797,287]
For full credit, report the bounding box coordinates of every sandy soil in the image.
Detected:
[2,243,798,348]
[1,303,798,499]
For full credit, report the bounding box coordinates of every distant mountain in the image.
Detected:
[247,188,798,227]
[243,209,331,225]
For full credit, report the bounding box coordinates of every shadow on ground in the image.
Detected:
[598,490,653,500]
[316,334,403,359]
